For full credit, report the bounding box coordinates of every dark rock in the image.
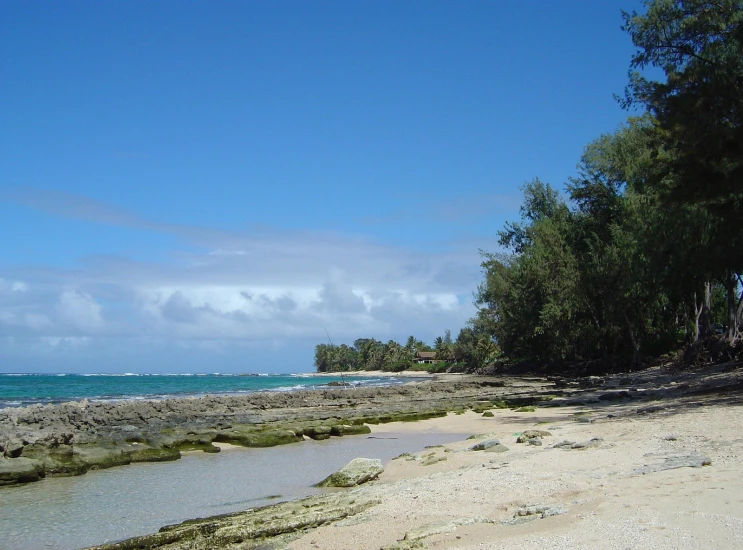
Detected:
[598,391,630,401]
[2,437,25,458]
[637,405,664,415]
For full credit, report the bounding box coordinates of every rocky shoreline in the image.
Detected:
[0,375,539,487]
[72,361,743,550]
[3,362,743,548]
[3,364,741,489]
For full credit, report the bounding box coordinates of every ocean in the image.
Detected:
[0,372,412,409]
[0,371,463,550]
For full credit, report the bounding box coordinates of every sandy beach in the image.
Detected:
[284,400,743,549]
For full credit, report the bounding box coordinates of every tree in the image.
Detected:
[622,0,743,340]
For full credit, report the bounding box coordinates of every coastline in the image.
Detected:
[74,361,743,549]
[0,374,520,488]
[298,369,454,378]
[3,363,743,548]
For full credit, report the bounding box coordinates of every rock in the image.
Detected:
[515,504,568,518]
[330,424,371,436]
[598,391,630,401]
[637,405,664,415]
[554,437,603,450]
[469,439,505,452]
[482,411,494,417]
[1,437,25,458]
[403,521,458,541]
[392,452,414,460]
[21,442,88,476]
[316,458,384,487]
[0,457,45,486]
[501,504,568,526]
[634,453,711,475]
[467,433,497,440]
[87,492,380,549]
[421,455,447,466]
[516,430,551,443]
[397,517,493,548]
[527,438,542,446]
[306,425,333,440]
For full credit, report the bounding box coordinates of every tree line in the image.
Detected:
[314,330,498,373]
[315,0,742,373]
[473,0,742,367]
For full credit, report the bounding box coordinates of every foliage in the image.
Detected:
[622,0,743,340]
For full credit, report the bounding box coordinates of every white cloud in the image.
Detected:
[0,278,28,293]
[56,290,103,332]
[0,206,491,370]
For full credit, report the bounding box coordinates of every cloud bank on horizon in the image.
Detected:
[0,190,484,372]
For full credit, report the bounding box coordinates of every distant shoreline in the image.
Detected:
[297,369,458,378]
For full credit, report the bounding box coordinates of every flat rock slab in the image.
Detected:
[316,458,384,487]
[469,439,508,452]
[0,457,44,486]
[634,453,712,475]
[86,492,381,550]
[554,437,604,450]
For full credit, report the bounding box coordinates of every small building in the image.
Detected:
[414,351,437,364]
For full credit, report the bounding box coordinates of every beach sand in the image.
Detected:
[286,402,743,549]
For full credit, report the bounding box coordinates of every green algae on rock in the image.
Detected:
[0,456,45,486]
[84,492,381,550]
[316,458,384,487]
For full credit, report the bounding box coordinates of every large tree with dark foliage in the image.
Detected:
[622,0,743,340]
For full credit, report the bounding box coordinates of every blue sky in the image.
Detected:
[1,0,645,373]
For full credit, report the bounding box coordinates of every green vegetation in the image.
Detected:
[316,1,742,374]
[314,330,498,373]
[474,0,742,368]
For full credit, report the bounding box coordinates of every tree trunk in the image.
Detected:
[692,292,703,343]
[736,273,743,336]
[701,280,714,338]
[624,313,642,367]
[725,270,740,341]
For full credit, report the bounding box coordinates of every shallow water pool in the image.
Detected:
[0,430,467,550]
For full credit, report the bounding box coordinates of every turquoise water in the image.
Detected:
[0,373,410,408]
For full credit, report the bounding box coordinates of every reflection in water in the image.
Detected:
[0,431,466,550]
